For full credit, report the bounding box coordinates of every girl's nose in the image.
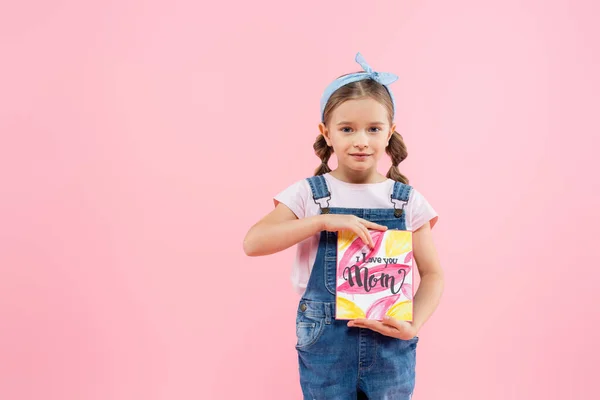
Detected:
[353,132,369,148]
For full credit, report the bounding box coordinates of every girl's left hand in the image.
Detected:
[347,316,418,340]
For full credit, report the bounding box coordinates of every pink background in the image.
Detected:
[1,1,599,399]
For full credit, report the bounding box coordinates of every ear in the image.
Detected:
[319,123,332,146]
[387,123,396,144]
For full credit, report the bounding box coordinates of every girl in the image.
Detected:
[244,53,444,400]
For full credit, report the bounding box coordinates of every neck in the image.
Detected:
[330,166,387,184]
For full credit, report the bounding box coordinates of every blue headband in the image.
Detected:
[320,52,398,122]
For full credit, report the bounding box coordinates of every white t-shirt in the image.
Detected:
[274,173,439,295]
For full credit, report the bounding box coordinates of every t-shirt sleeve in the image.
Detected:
[409,188,439,231]
[273,179,310,219]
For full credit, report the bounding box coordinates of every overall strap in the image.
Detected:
[390,181,412,218]
[306,175,332,214]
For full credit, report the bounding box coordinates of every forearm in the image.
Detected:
[244,215,324,256]
[411,272,444,332]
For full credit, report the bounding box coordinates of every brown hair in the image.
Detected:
[313,78,409,184]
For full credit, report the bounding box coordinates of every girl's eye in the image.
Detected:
[340,127,381,133]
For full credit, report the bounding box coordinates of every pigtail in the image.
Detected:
[386,131,409,184]
[313,134,333,176]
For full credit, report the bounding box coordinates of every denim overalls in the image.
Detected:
[295,175,419,400]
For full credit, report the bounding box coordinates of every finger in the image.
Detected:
[351,226,369,248]
[352,320,397,336]
[351,319,380,330]
[362,219,388,231]
[381,315,404,329]
[357,223,374,248]
[381,317,415,338]
[357,218,387,231]
[354,223,373,248]
[356,318,396,331]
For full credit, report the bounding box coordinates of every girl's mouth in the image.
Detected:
[350,153,371,160]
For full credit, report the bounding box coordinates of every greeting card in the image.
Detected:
[336,229,414,321]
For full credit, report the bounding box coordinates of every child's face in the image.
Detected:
[320,97,395,174]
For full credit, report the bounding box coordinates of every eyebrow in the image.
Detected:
[336,121,386,125]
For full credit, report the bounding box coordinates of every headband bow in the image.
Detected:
[319,52,398,122]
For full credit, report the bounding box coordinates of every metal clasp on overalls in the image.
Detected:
[313,195,332,214]
[390,196,407,218]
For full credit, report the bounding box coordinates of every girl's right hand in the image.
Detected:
[320,214,388,249]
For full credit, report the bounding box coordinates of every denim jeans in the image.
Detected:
[295,176,419,400]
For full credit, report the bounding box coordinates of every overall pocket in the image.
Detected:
[295,305,326,350]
